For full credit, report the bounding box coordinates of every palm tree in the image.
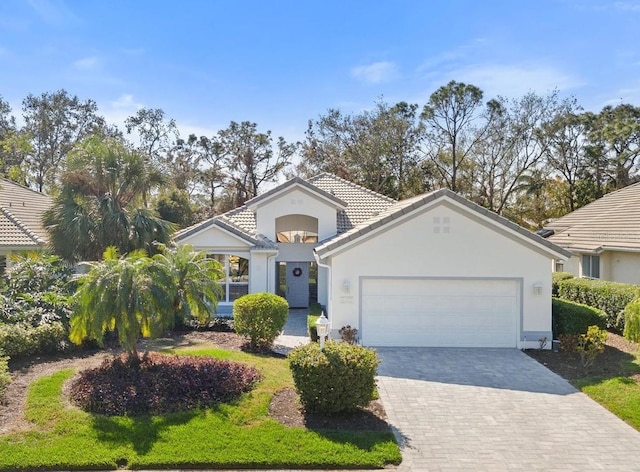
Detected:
[152,244,224,328]
[70,247,175,359]
[44,135,175,262]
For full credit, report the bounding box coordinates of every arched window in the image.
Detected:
[275,214,318,243]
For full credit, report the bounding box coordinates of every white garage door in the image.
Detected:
[361,278,519,347]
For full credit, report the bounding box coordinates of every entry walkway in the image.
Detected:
[376,347,640,471]
[273,308,310,353]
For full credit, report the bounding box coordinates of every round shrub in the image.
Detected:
[233,293,288,350]
[289,341,379,414]
[69,352,263,416]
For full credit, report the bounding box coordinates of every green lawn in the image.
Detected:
[0,346,401,471]
[573,348,640,431]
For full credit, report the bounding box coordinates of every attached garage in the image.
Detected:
[360,278,520,347]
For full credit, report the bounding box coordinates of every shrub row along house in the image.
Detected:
[176,173,570,349]
[0,178,52,272]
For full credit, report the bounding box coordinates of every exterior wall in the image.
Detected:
[183,226,252,252]
[608,251,640,284]
[254,188,338,241]
[317,266,329,307]
[276,243,316,262]
[325,202,554,348]
[559,251,640,285]
[249,252,271,293]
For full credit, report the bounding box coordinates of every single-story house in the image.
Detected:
[543,182,640,284]
[0,178,52,272]
[176,173,570,348]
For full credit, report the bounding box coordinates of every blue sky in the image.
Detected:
[1,0,639,142]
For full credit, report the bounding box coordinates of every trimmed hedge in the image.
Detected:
[552,298,608,337]
[557,278,640,330]
[552,272,574,296]
[233,293,289,349]
[0,322,68,358]
[289,341,379,414]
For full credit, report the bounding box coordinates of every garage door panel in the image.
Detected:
[361,278,519,348]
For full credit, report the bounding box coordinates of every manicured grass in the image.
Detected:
[573,350,640,431]
[0,346,401,471]
[575,377,640,430]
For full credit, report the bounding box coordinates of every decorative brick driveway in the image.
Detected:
[376,348,640,471]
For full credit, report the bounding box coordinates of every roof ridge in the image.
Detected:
[0,206,46,245]
[308,172,397,202]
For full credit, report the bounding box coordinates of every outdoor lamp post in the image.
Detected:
[316,311,330,350]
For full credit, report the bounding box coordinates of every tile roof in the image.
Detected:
[545,182,640,252]
[175,173,396,244]
[315,188,571,259]
[0,178,52,248]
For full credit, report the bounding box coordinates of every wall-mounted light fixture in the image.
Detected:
[533,282,543,296]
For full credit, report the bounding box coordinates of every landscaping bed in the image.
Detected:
[0,331,400,470]
[526,332,640,381]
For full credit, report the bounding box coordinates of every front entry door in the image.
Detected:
[286,262,309,308]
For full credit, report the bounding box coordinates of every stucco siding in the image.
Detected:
[180,225,251,251]
[609,251,640,284]
[254,188,338,241]
[327,203,552,347]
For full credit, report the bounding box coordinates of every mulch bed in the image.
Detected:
[525,332,640,381]
[1,331,391,435]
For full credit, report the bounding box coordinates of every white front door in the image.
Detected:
[286,262,309,308]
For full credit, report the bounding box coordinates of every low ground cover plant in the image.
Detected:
[289,341,379,414]
[69,352,263,416]
[234,293,288,350]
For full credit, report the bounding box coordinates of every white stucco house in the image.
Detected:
[176,173,570,348]
[543,182,640,285]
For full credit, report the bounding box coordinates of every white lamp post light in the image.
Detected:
[316,311,330,350]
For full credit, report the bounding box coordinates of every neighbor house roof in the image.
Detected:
[315,188,572,260]
[174,173,397,245]
[545,182,640,252]
[0,178,52,249]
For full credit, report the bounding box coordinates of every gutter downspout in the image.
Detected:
[313,250,331,317]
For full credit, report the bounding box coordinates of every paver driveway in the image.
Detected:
[376,348,640,471]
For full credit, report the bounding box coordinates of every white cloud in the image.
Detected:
[351,61,398,84]
[27,0,82,27]
[72,56,100,70]
[432,62,585,99]
[614,1,640,12]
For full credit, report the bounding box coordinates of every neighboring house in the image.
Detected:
[0,178,52,272]
[543,182,640,284]
[176,173,570,348]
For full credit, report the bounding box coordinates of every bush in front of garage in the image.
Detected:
[552,298,607,337]
[289,341,379,414]
[552,272,574,296]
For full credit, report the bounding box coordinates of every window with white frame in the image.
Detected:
[208,254,249,302]
[582,254,600,279]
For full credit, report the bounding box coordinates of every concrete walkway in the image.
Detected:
[376,347,640,471]
[273,308,310,353]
